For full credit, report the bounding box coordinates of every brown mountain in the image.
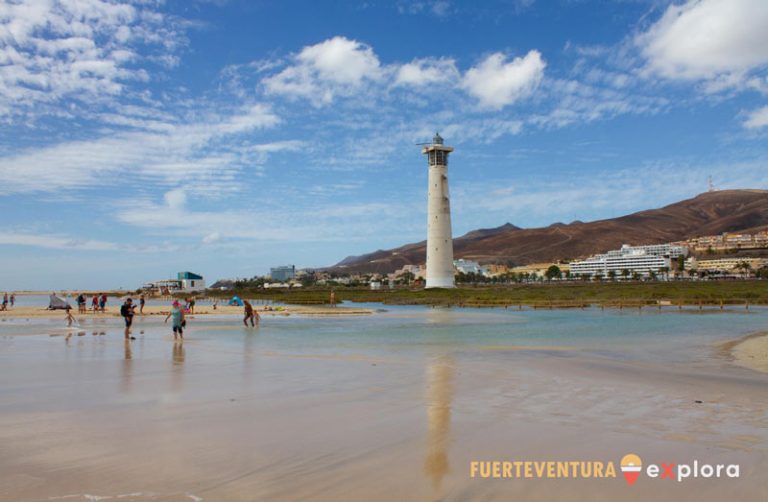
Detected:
[331,189,768,274]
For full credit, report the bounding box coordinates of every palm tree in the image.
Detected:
[742,261,752,278]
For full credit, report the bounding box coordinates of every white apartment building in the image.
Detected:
[454,259,486,275]
[570,244,686,278]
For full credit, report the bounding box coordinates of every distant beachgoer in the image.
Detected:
[212,299,218,310]
[165,300,185,340]
[243,300,260,327]
[92,295,99,312]
[139,295,145,315]
[189,297,196,314]
[329,290,336,307]
[120,298,136,340]
[100,294,107,312]
[9,293,14,307]
[1,293,7,311]
[65,305,76,327]
[77,293,86,314]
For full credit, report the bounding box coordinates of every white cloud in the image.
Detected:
[0,104,282,195]
[0,232,117,251]
[164,188,187,209]
[202,231,221,245]
[0,0,186,120]
[744,105,768,129]
[397,1,452,17]
[263,36,382,105]
[637,0,768,83]
[394,57,458,87]
[461,50,545,109]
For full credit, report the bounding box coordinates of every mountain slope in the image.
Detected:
[331,190,768,274]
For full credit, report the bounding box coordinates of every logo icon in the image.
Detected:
[621,454,642,486]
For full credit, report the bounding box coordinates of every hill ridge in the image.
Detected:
[330,189,768,274]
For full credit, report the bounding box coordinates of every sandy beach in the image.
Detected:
[725,332,768,374]
[0,303,372,319]
[1,307,767,501]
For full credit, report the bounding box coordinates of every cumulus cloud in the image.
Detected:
[743,105,768,129]
[461,50,545,109]
[394,57,459,86]
[263,36,382,105]
[637,0,768,84]
[0,0,186,120]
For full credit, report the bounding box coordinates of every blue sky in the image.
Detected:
[1,0,767,290]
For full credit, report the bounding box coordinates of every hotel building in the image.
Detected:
[570,244,687,278]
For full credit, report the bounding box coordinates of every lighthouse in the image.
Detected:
[422,133,455,289]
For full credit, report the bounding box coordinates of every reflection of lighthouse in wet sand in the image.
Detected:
[422,133,455,289]
[424,355,455,492]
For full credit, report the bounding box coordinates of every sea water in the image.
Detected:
[2,302,766,366]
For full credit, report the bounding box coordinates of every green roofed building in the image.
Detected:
[177,271,205,292]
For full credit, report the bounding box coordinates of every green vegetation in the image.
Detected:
[209,280,768,308]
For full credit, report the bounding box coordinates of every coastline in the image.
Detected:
[0,304,372,319]
[721,331,768,374]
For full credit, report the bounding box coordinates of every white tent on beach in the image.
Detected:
[48,294,70,310]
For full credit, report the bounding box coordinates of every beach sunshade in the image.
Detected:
[228,296,243,306]
[48,294,71,310]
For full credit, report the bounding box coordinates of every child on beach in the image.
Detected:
[165,300,185,340]
[243,300,260,327]
[120,298,136,340]
[65,306,76,327]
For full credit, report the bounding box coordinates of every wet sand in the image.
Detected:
[0,312,767,501]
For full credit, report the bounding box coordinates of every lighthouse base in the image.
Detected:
[426,276,455,289]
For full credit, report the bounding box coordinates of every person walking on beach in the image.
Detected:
[243,300,260,327]
[165,300,185,340]
[77,293,86,314]
[120,298,136,340]
[1,293,7,311]
[65,305,76,327]
[139,295,145,315]
[189,297,196,314]
[99,293,107,312]
[9,293,14,308]
[92,295,99,312]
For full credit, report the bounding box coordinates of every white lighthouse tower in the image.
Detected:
[422,133,455,289]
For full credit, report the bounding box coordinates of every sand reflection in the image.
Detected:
[120,339,133,393]
[424,354,455,494]
[170,341,186,393]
